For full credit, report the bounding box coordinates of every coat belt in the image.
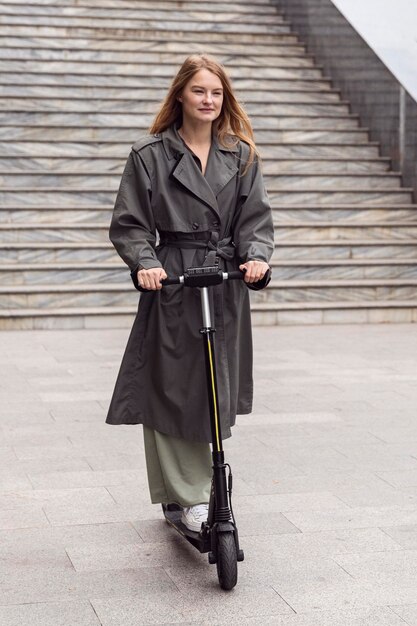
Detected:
[159,231,235,264]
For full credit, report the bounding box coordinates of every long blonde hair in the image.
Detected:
[149,54,259,174]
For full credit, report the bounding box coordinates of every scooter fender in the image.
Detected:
[208,521,237,564]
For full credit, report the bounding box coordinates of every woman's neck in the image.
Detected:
[178,120,212,147]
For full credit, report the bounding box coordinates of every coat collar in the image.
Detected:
[161,123,239,216]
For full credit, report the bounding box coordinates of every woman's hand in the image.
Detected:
[239,260,270,284]
[137,267,168,290]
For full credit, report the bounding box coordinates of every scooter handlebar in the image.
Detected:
[131,267,271,292]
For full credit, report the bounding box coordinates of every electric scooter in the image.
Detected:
[135,263,270,590]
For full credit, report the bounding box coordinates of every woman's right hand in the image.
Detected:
[137,267,168,290]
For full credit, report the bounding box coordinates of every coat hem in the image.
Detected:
[105,414,237,443]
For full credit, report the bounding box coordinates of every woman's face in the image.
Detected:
[178,68,224,126]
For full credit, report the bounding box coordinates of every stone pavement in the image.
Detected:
[1,323,417,625]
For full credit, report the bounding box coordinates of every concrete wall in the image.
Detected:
[272,0,417,201]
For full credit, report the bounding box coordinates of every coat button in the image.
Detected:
[192,222,199,230]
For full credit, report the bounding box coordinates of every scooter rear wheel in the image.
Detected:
[216,531,238,590]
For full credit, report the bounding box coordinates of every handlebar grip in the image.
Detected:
[161,276,182,286]
[225,270,245,280]
[130,271,181,292]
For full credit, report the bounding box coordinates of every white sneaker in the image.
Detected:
[181,503,209,532]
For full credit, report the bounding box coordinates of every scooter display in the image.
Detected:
[136,263,269,590]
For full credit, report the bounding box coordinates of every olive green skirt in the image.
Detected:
[143,425,212,507]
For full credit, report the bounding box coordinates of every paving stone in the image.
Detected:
[0,522,142,551]
[90,592,187,626]
[0,468,33,490]
[0,506,49,530]
[376,468,417,488]
[43,500,161,526]
[232,492,350,515]
[67,536,207,572]
[28,468,148,490]
[0,455,92,473]
[335,482,417,508]
[381,524,417,550]
[0,600,102,626]
[0,486,115,509]
[241,526,402,559]
[13,443,89,460]
[283,505,417,532]
[207,606,412,625]
[242,469,388,496]
[84,453,147,471]
[0,567,175,605]
[391,604,417,625]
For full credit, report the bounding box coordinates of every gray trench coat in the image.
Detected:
[106,122,274,443]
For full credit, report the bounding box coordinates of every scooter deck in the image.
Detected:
[162,505,211,553]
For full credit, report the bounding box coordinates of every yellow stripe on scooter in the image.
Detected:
[207,336,221,452]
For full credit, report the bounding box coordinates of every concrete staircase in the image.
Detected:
[1,0,417,328]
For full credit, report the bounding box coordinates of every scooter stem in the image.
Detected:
[200,286,230,522]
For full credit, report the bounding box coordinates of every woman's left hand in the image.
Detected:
[239,260,270,284]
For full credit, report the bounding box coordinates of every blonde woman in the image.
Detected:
[106,54,274,532]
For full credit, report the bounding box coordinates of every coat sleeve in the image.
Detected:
[109,149,162,272]
[232,151,274,265]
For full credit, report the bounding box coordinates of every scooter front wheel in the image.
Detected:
[216,531,238,590]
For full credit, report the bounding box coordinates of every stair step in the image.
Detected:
[1,301,416,329]
[0,14,293,33]
[2,260,417,284]
[249,280,417,304]
[0,127,371,143]
[2,301,417,329]
[0,60,325,80]
[0,188,412,207]
[1,222,417,243]
[1,280,416,309]
[0,156,392,174]
[3,204,416,223]
[0,25,297,44]
[272,241,417,260]
[1,240,417,264]
[251,301,417,326]
[263,159,391,174]
[272,208,417,221]
[0,48,317,66]
[0,142,382,159]
[0,6,287,24]
[0,1,278,14]
[1,0,276,7]
[0,84,344,103]
[0,98,353,117]
[0,105,362,134]
[0,172,402,190]
[0,36,307,56]
[3,115,363,133]
[268,190,413,205]
[266,174,402,189]
[0,242,116,263]
[1,116,363,133]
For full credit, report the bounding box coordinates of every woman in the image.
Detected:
[106,54,274,532]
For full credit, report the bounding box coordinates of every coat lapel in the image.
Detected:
[162,124,239,218]
[170,151,220,217]
[204,145,239,198]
